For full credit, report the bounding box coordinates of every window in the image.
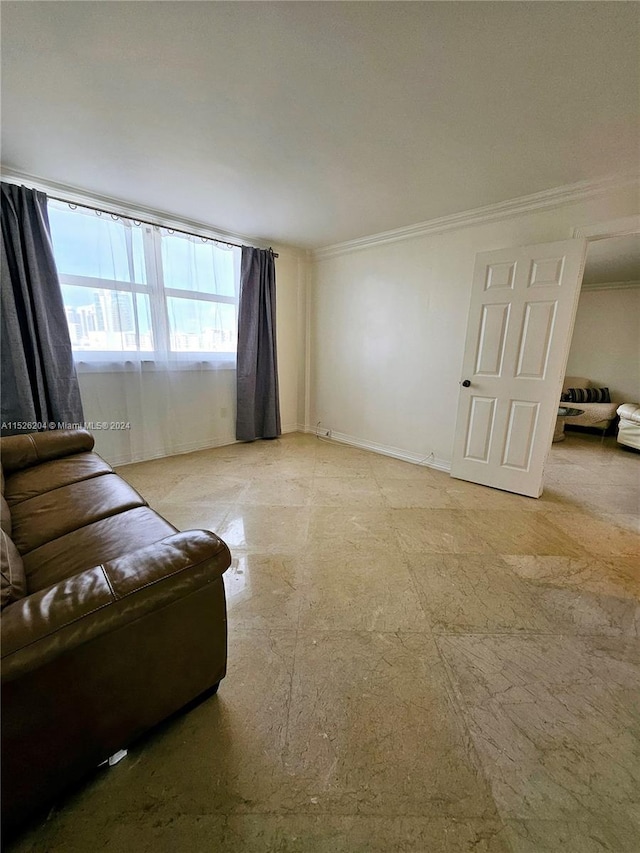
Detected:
[48,201,240,363]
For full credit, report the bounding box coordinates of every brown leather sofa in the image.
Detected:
[1,429,231,835]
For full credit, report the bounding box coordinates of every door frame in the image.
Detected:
[550,212,640,453]
[572,214,640,244]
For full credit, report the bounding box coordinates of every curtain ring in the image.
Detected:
[68,203,77,210]
[95,210,102,216]
[111,214,120,221]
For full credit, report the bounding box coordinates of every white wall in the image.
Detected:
[83,245,308,465]
[566,286,640,403]
[310,185,639,468]
[272,248,310,434]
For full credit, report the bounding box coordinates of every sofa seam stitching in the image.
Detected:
[113,545,228,599]
[1,600,114,660]
[100,564,118,601]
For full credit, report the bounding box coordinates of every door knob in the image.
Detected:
[461,380,471,387]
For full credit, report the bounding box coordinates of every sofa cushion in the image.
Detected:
[24,506,177,593]
[563,402,619,427]
[1,529,26,609]
[0,429,95,474]
[4,453,113,507]
[11,474,147,555]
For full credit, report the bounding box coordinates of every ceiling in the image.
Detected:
[1,2,638,249]
[582,235,640,287]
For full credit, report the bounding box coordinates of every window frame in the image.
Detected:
[50,204,240,366]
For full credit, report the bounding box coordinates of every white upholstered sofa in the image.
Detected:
[616,403,640,450]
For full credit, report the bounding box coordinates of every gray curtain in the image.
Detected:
[1,183,83,434]
[236,247,281,441]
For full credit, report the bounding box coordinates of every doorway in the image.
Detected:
[450,215,639,499]
[544,222,640,499]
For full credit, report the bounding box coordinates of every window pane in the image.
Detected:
[49,204,147,284]
[61,284,153,351]
[167,297,237,352]
[161,233,236,296]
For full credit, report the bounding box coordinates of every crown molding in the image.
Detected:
[0,165,306,259]
[573,214,640,241]
[4,165,635,263]
[581,279,640,292]
[314,172,640,261]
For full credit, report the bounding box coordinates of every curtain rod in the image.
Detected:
[47,195,278,257]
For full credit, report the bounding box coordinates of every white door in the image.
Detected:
[450,238,587,498]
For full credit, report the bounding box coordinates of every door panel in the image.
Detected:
[475,303,510,376]
[515,301,556,378]
[485,261,516,290]
[465,396,496,462]
[502,401,538,470]
[451,238,586,498]
[528,256,564,287]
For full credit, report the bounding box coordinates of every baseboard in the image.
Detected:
[300,425,451,472]
[111,425,303,467]
[110,424,453,472]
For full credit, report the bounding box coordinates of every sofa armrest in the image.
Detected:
[617,403,640,423]
[0,429,95,473]
[1,530,231,681]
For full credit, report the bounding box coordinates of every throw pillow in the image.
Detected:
[565,387,611,404]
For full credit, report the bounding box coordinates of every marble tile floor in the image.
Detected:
[9,431,640,853]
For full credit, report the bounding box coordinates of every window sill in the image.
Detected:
[74,354,237,373]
